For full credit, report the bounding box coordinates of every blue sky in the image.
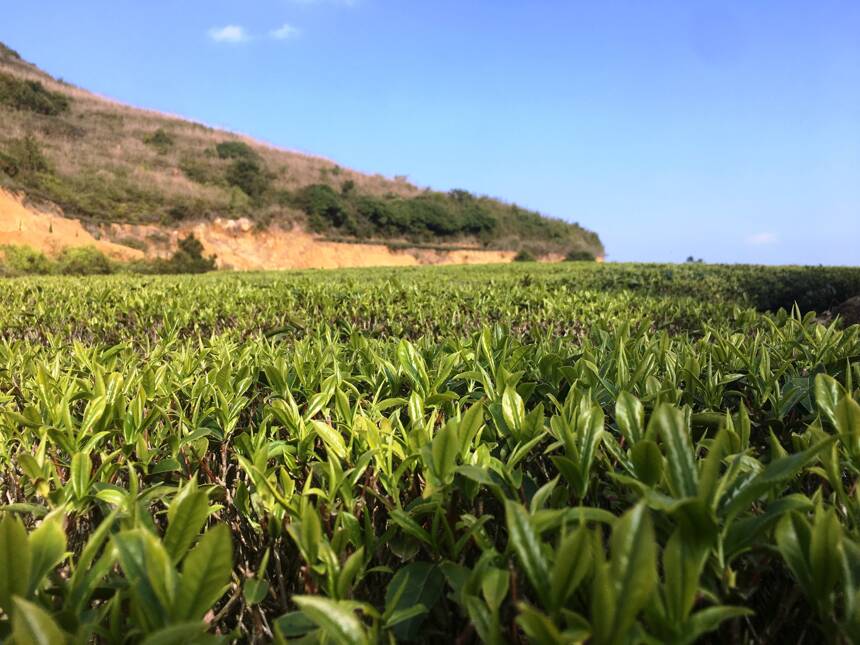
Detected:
[2,1,858,264]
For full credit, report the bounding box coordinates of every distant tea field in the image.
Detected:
[1,263,860,643]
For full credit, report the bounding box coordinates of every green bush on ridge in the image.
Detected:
[0,71,70,115]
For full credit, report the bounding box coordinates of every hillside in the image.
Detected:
[0,42,604,266]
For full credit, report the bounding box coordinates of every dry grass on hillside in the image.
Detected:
[0,52,420,222]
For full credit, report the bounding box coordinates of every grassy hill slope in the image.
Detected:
[0,41,603,258]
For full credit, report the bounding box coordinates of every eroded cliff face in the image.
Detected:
[107,216,519,270]
[1,190,522,269]
[0,189,143,260]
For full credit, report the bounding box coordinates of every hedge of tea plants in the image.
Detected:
[0,262,859,643]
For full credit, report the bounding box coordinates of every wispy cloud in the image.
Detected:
[270,23,301,40]
[745,232,778,246]
[208,25,250,44]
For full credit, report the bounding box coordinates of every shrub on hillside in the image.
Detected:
[166,200,209,223]
[290,184,351,231]
[165,234,216,273]
[130,234,215,274]
[1,245,52,275]
[0,43,21,60]
[216,140,257,161]
[180,156,222,185]
[63,248,112,275]
[229,186,252,213]
[565,249,596,261]
[514,249,536,262]
[355,196,400,235]
[1,245,113,276]
[226,159,270,200]
[143,128,174,154]
[0,72,70,115]
[114,236,148,252]
[0,135,51,177]
[55,246,112,275]
[290,184,499,241]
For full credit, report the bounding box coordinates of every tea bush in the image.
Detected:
[0,263,858,642]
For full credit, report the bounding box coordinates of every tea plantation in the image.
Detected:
[1,262,859,643]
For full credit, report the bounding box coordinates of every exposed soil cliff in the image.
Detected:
[1,190,519,269]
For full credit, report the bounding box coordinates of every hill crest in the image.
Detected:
[0,42,604,267]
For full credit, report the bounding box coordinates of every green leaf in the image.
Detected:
[464,595,497,645]
[175,524,232,621]
[458,401,485,452]
[298,504,322,564]
[721,438,835,520]
[273,610,317,638]
[590,536,614,643]
[670,498,718,551]
[550,525,591,611]
[65,510,117,615]
[615,391,644,445]
[651,404,698,499]
[336,547,365,600]
[70,451,92,501]
[139,622,213,645]
[814,373,844,428]
[384,562,444,640]
[113,528,177,629]
[835,395,860,455]
[293,595,368,645]
[502,386,526,436]
[12,596,67,645]
[244,577,269,605]
[723,494,812,560]
[164,486,210,563]
[81,395,107,434]
[550,455,582,493]
[505,500,550,605]
[810,507,842,600]
[310,420,348,461]
[516,603,566,645]
[607,502,656,642]
[27,515,67,597]
[482,567,510,613]
[663,528,707,623]
[776,513,815,600]
[390,509,433,546]
[0,514,31,615]
[431,421,460,485]
[532,506,617,534]
[630,440,663,487]
[398,340,430,396]
[698,428,729,506]
[385,604,429,629]
[575,405,605,496]
[456,465,506,492]
[681,606,752,645]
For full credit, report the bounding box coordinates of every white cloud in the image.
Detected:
[270,23,301,40]
[208,25,250,44]
[745,232,778,246]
